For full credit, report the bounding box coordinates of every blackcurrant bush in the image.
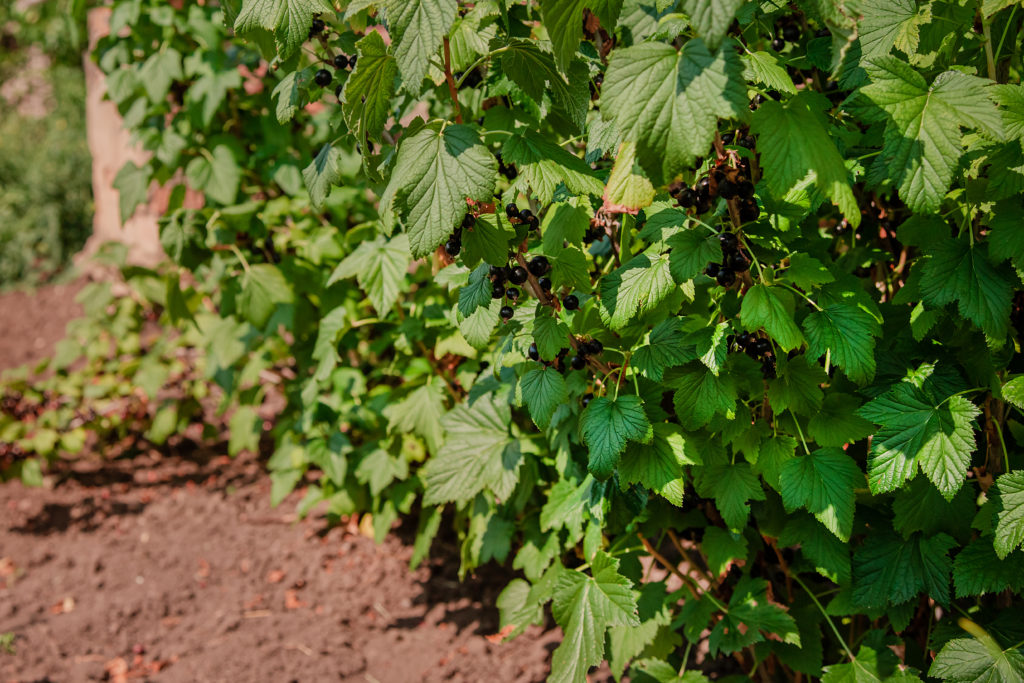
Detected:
[537,276,552,291]
[527,255,550,276]
[678,187,697,208]
[771,37,785,51]
[505,203,519,219]
[704,262,721,278]
[729,251,750,272]
[500,305,514,321]
[563,294,580,310]
[719,232,738,250]
[571,355,586,370]
[506,287,521,301]
[445,239,461,256]
[314,69,333,87]
[492,284,506,299]
[716,267,736,287]
[528,342,540,361]
[782,24,800,42]
[509,266,528,285]
[333,54,349,69]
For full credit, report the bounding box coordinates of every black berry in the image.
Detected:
[755,338,773,355]
[506,287,521,301]
[570,355,586,370]
[737,180,755,199]
[721,131,735,145]
[728,251,750,272]
[310,18,325,35]
[527,255,550,276]
[704,262,721,278]
[490,265,506,280]
[445,239,461,257]
[492,284,506,299]
[335,85,343,100]
[563,294,580,310]
[678,187,697,208]
[537,277,552,292]
[348,54,357,67]
[505,203,519,219]
[314,69,333,87]
[527,215,539,230]
[771,37,785,51]
[333,54,349,69]
[462,214,476,229]
[500,305,514,321]
[509,266,529,285]
[718,178,738,200]
[698,177,711,193]
[584,339,603,356]
[719,232,738,250]
[528,343,540,361]
[737,331,752,348]
[519,209,533,222]
[739,135,756,149]
[782,24,800,42]
[716,267,736,287]
[739,201,760,222]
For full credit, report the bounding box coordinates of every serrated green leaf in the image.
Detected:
[385,0,457,91]
[602,39,745,183]
[785,253,835,290]
[681,0,744,51]
[271,67,313,124]
[858,0,924,60]
[741,50,798,95]
[741,285,805,352]
[620,423,699,506]
[822,632,924,682]
[930,635,1024,683]
[499,40,589,130]
[768,355,827,415]
[751,91,859,224]
[504,131,604,204]
[342,31,398,143]
[234,0,334,59]
[953,539,1024,597]
[993,471,1024,559]
[779,513,851,583]
[238,263,294,328]
[382,382,447,457]
[859,383,979,499]
[113,161,150,224]
[852,532,955,608]
[462,212,517,268]
[603,140,656,212]
[702,526,748,578]
[710,576,800,655]
[599,251,674,330]
[539,0,622,74]
[580,395,651,480]
[697,461,765,530]
[672,362,736,430]
[780,447,863,541]
[520,366,569,429]
[303,143,343,209]
[808,393,875,448]
[803,303,881,384]
[893,476,975,540]
[633,318,696,381]
[386,123,497,258]
[667,228,722,282]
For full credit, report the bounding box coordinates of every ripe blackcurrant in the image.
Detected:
[721,131,735,144]
[584,339,603,356]
[492,284,506,299]
[335,85,343,100]
[782,24,800,42]
[698,177,711,192]
[716,267,736,287]
[519,209,533,222]
[755,338,772,355]
[506,287,521,301]
[509,266,528,285]
[719,232,738,250]
[737,331,752,348]
[728,251,750,272]
[563,294,580,310]
[490,265,506,281]
[528,343,540,361]
[348,54,357,67]
[737,180,755,199]
[462,214,476,229]
[718,178,738,200]
[500,305,514,321]
[537,277,552,292]
[704,262,721,278]
[310,18,325,35]
[570,355,586,370]
[678,187,697,208]
[739,135,756,149]
[314,69,333,87]
[505,203,519,219]
[527,215,539,230]
[334,54,349,69]
[695,198,712,215]
[445,239,461,256]
[527,255,550,276]
[739,201,760,222]
[771,37,785,51]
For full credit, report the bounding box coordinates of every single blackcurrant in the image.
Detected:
[739,201,760,222]
[506,287,521,301]
[527,255,550,276]
[492,284,506,299]
[584,339,603,356]
[333,54,349,69]
[570,355,586,370]
[719,232,738,250]
[771,37,785,51]
[462,213,476,229]
[563,294,580,310]
[737,331,752,348]
[695,198,712,215]
[737,180,755,199]
[718,178,738,200]
[678,187,697,208]
[500,305,514,321]
[528,343,540,361]
[755,338,772,355]
[518,209,533,222]
[314,69,333,87]
[698,177,711,192]
[537,277,552,292]
[490,265,506,281]
[716,267,736,287]
[310,18,325,35]
[782,24,800,42]
[728,251,750,272]
[739,135,756,149]
[704,262,721,278]
[445,239,461,257]
[721,131,735,145]
[505,203,519,219]
[335,85,343,100]
[527,215,539,230]
[509,266,529,285]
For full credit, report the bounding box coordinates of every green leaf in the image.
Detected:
[382,381,447,456]
[803,303,881,384]
[991,84,1024,141]
[386,123,497,258]
[234,0,334,59]
[858,383,980,499]
[457,265,495,318]
[139,48,183,102]
[740,285,805,352]
[893,476,975,540]
[330,234,409,316]
[533,313,572,360]
[602,39,745,183]
[385,0,457,91]
[702,526,748,577]
[598,251,674,330]
[504,131,604,204]
[667,229,722,282]
[228,405,262,456]
[632,659,711,683]
[421,393,521,505]
[953,539,1024,597]
[499,40,589,130]
[808,394,875,448]
[993,471,1024,559]
[271,67,313,124]
[238,264,294,328]
[741,50,798,95]
[462,213,517,268]
[672,363,736,430]
[619,423,700,506]
[822,631,924,682]
[780,447,863,541]
[751,91,859,224]
[113,161,149,223]
[541,202,590,254]
[682,0,745,51]
[779,513,851,583]
[550,551,640,683]
[858,0,924,60]
[861,58,1003,213]
[852,532,956,608]
[342,31,398,143]
[602,141,655,212]
[185,145,240,206]
[580,395,651,480]
[919,237,1014,341]
[767,355,827,416]
[633,318,696,381]
[697,462,765,531]
[930,635,1024,683]
[520,366,569,429]
[539,0,623,74]
[709,576,800,655]
[1003,376,1024,412]
[303,143,343,209]
[785,253,835,290]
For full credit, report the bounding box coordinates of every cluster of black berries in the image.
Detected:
[729,331,776,377]
[770,17,801,51]
[505,203,539,231]
[704,231,750,286]
[491,254,552,321]
[497,155,518,180]
[445,213,477,257]
[671,161,758,222]
[585,215,615,243]
[315,51,356,88]
[527,338,602,373]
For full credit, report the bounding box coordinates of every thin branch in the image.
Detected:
[442,37,463,124]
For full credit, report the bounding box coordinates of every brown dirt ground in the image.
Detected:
[0,282,572,683]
